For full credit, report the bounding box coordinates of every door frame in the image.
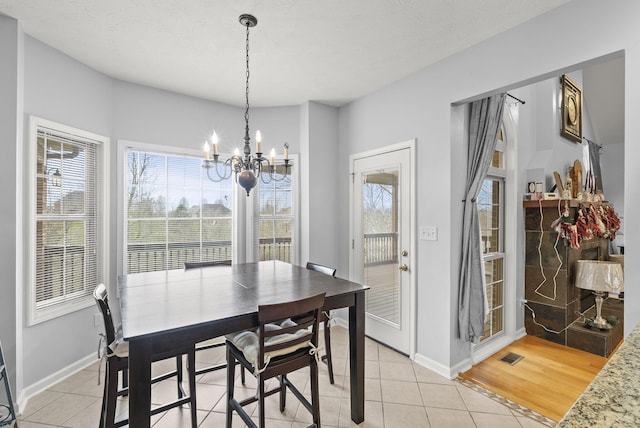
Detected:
[349,139,417,359]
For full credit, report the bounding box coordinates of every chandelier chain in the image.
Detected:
[203,14,291,197]
[244,21,251,143]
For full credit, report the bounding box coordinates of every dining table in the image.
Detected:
[117,260,369,427]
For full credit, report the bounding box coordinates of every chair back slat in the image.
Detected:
[257,293,325,368]
[258,293,325,324]
[306,261,336,277]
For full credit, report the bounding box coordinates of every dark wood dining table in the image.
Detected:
[118,260,369,427]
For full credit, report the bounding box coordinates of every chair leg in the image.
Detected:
[279,375,286,412]
[187,350,198,428]
[324,320,334,384]
[121,367,128,394]
[176,355,185,398]
[226,346,236,428]
[99,366,109,428]
[257,376,266,428]
[105,359,119,428]
[310,359,321,428]
[240,364,246,385]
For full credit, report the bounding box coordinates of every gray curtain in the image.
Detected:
[587,140,603,193]
[458,93,506,343]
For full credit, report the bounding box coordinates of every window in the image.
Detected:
[255,164,295,263]
[28,117,108,325]
[478,128,506,342]
[122,144,297,272]
[125,148,233,273]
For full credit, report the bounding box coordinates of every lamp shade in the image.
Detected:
[575,260,624,293]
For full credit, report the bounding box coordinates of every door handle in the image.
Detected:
[399,264,408,271]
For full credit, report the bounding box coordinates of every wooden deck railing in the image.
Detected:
[126,238,293,273]
[364,232,398,266]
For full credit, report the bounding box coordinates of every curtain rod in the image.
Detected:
[506,93,525,105]
[583,136,602,149]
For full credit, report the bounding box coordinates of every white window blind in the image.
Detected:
[255,164,295,263]
[125,149,233,273]
[30,118,105,324]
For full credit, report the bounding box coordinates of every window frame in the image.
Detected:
[119,140,237,273]
[117,142,299,272]
[478,129,506,343]
[27,116,109,326]
[250,154,299,265]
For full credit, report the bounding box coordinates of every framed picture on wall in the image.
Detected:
[561,75,582,142]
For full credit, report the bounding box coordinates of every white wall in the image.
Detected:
[601,142,625,251]
[300,101,339,271]
[21,36,114,390]
[0,14,22,396]
[527,72,588,191]
[338,0,640,375]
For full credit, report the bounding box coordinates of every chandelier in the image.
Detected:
[202,14,291,196]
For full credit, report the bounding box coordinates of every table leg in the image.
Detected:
[349,291,365,423]
[128,338,152,428]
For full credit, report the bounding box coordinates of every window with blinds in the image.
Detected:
[255,164,295,263]
[29,117,107,325]
[125,149,233,273]
[478,125,506,342]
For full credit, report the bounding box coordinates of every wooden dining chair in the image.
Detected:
[184,260,245,382]
[306,261,337,384]
[225,292,326,428]
[93,284,197,428]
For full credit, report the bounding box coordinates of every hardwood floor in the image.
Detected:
[459,335,610,422]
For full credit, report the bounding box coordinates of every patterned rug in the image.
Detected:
[455,377,556,427]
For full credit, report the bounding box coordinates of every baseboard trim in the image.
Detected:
[413,352,468,380]
[17,353,99,415]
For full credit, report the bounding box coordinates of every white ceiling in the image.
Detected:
[0,0,571,107]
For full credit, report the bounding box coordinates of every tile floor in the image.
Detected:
[15,327,553,427]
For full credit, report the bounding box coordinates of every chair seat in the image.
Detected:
[226,319,311,370]
[107,325,129,358]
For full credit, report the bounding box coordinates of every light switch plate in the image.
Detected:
[420,226,438,241]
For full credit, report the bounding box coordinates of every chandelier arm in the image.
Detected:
[204,160,232,182]
[260,171,273,185]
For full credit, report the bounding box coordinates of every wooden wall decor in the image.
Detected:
[561,75,582,142]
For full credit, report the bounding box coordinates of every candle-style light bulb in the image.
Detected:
[270,148,276,166]
[233,148,241,168]
[211,131,219,155]
[256,130,262,153]
[283,142,289,160]
[203,140,210,161]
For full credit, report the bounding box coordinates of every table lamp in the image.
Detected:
[575,260,624,330]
